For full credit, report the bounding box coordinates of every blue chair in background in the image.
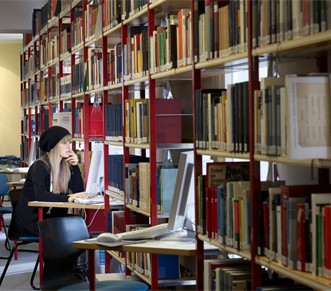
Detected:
[0,189,39,289]
[0,173,12,253]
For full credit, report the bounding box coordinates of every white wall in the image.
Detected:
[0,40,22,157]
[0,0,44,33]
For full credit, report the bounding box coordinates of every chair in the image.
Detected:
[38,216,149,291]
[0,173,12,251]
[0,189,39,290]
[0,173,10,204]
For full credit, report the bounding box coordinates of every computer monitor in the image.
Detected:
[167,151,195,232]
[85,142,104,195]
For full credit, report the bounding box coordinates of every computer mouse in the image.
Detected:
[96,232,121,243]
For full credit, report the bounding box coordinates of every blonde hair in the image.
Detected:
[40,134,72,194]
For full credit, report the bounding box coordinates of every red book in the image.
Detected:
[88,104,103,138]
[323,205,331,279]
[206,187,213,238]
[155,99,182,144]
[296,203,307,272]
[213,186,219,240]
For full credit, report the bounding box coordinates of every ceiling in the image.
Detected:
[0,0,45,35]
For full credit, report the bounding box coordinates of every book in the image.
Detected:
[156,166,178,214]
[259,77,285,155]
[268,187,281,260]
[204,258,248,291]
[296,202,310,272]
[311,192,331,275]
[323,205,331,279]
[281,187,330,270]
[206,162,250,242]
[286,74,331,159]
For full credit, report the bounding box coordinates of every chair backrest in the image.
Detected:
[8,188,24,240]
[0,174,9,196]
[38,216,90,290]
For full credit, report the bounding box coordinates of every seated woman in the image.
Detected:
[15,125,89,280]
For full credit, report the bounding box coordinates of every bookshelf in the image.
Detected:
[20,0,331,290]
[192,0,331,290]
[21,0,195,289]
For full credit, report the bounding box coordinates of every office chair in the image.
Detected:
[38,216,149,291]
[0,188,39,290]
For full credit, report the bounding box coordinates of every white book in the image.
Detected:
[280,87,287,156]
[268,187,281,260]
[286,74,331,159]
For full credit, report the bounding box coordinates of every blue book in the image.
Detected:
[157,254,179,279]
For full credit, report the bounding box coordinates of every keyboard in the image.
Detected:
[74,194,104,204]
[119,223,170,240]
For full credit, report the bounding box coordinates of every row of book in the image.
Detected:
[204,258,251,291]
[252,0,331,48]
[124,161,178,214]
[255,74,331,159]
[126,251,180,280]
[197,161,331,281]
[106,43,122,85]
[105,103,123,142]
[123,26,148,81]
[29,0,331,81]
[85,3,103,41]
[261,186,331,279]
[73,104,103,139]
[194,0,247,62]
[71,7,84,49]
[204,257,313,291]
[195,83,249,153]
[86,48,103,91]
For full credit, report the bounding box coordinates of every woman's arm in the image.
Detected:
[68,165,85,193]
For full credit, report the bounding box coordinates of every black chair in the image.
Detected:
[38,216,149,291]
[0,189,39,290]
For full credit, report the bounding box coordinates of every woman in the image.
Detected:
[15,126,89,280]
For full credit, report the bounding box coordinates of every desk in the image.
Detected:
[6,181,24,189]
[73,238,217,290]
[27,201,105,287]
[0,167,29,175]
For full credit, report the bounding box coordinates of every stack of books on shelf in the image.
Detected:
[255,74,331,160]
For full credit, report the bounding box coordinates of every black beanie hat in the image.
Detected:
[39,126,71,152]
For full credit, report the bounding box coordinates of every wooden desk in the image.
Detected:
[6,181,24,189]
[0,167,29,175]
[27,201,105,288]
[72,238,217,290]
[73,238,198,256]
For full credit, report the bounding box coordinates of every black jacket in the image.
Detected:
[15,157,84,236]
